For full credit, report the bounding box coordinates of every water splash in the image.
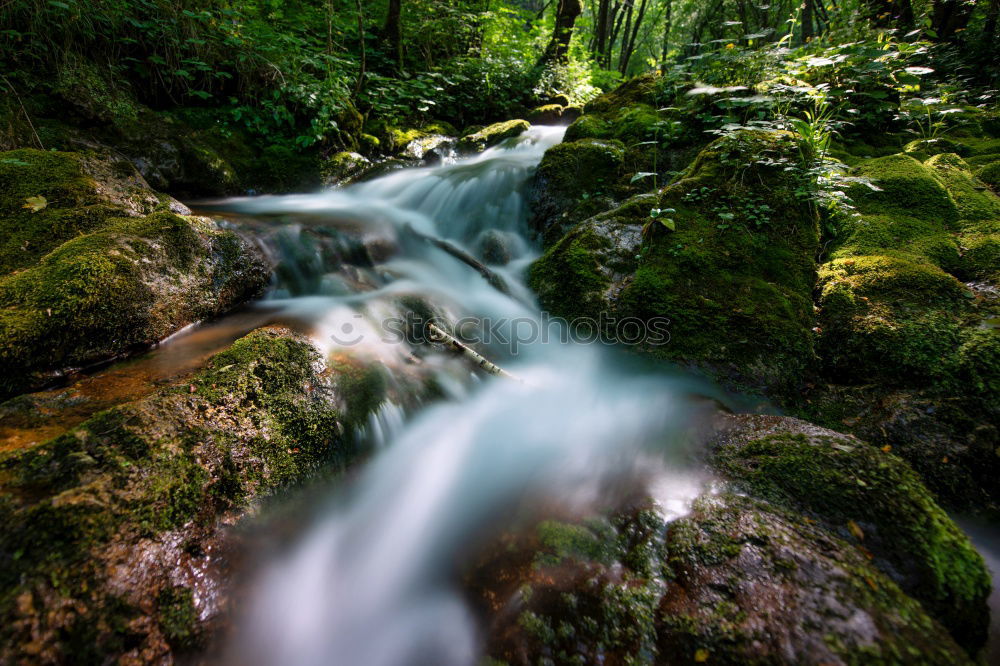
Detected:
[212,125,711,666]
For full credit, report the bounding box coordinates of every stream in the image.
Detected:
[192,126,720,665]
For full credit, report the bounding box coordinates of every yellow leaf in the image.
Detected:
[847,520,864,541]
[22,195,47,213]
[881,444,891,453]
[695,648,710,662]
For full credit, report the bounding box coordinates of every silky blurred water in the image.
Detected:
[211,127,712,666]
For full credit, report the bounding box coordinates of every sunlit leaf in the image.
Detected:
[22,195,47,213]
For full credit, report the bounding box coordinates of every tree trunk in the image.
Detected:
[353,0,366,98]
[659,0,671,71]
[984,0,1000,45]
[540,0,584,64]
[802,0,815,43]
[932,0,978,40]
[619,0,649,74]
[863,0,915,29]
[595,0,611,60]
[382,0,402,73]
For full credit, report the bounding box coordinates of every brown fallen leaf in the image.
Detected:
[847,520,865,541]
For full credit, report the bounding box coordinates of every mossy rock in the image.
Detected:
[830,213,961,272]
[532,131,821,400]
[53,58,139,126]
[976,159,1000,191]
[321,151,370,186]
[0,327,358,664]
[526,104,565,124]
[456,119,530,154]
[370,120,459,156]
[659,493,974,665]
[814,255,977,387]
[471,487,974,665]
[527,138,626,242]
[0,211,269,398]
[709,413,991,652]
[904,137,972,158]
[924,153,1000,229]
[846,154,959,227]
[0,148,185,274]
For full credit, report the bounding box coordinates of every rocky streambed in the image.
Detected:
[0,77,998,665]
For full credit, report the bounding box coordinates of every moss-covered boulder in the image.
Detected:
[526,104,565,125]
[815,255,976,385]
[469,490,974,665]
[0,327,373,664]
[809,147,1000,509]
[0,211,269,398]
[456,119,530,154]
[709,413,991,652]
[659,493,973,665]
[527,138,626,243]
[530,131,820,399]
[0,148,187,274]
[321,151,371,186]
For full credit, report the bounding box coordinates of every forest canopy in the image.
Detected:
[2,0,998,154]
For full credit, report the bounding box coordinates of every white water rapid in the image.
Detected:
[207,126,717,666]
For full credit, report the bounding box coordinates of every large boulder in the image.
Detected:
[0,148,188,274]
[709,413,992,652]
[529,131,820,400]
[457,119,530,154]
[0,209,268,399]
[527,138,626,244]
[0,327,384,664]
[807,148,1000,509]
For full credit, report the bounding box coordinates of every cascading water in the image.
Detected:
[207,127,717,666]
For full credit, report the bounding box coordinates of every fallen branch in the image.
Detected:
[402,224,513,297]
[427,322,521,382]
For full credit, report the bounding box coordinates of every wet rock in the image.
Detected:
[658,493,972,665]
[457,119,530,154]
[475,229,516,265]
[526,104,565,125]
[0,327,374,664]
[322,151,370,186]
[0,148,188,274]
[530,131,820,401]
[0,211,269,399]
[709,413,991,652]
[469,490,974,665]
[404,134,455,164]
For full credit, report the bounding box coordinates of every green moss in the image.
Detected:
[904,138,971,158]
[533,519,617,568]
[457,119,530,153]
[327,354,388,427]
[959,232,1000,281]
[924,153,1000,229]
[713,431,991,649]
[975,159,1000,191]
[830,214,960,271]
[847,154,959,226]
[528,224,612,320]
[815,255,972,385]
[0,149,123,273]
[158,586,200,650]
[526,104,564,123]
[0,212,267,398]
